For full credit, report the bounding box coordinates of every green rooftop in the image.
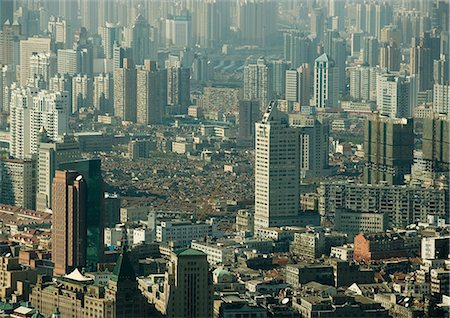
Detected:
[175,248,206,257]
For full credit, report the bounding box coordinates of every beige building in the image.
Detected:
[19,37,52,86]
[235,209,254,233]
[334,209,387,235]
[0,254,37,300]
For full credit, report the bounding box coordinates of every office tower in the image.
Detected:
[433,84,450,115]
[137,60,167,125]
[330,38,347,95]
[364,116,414,185]
[422,116,450,173]
[19,37,52,86]
[58,159,104,270]
[379,41,401,72]
[105,250,152,317]
[237,0,277,46]
[131,14,150,65]
[57,49,81,76]
[72,74,92,113]
[0,158,35,210]
[351,32,364,57]
[165,15,192,48]
[28,52,56,89]
[10,87,69,159]
[191,54,212,83]
[52,170,87,276]
[244,58,272,111]
[104,193,120,228]
[349,65,377,102]
[166,57,190,115]
[113,44,133,69]
[93,73,113,114]
[59,0,78,32]
[285,64,310,110]
[0,20,20,66]
[284,32,311,69]
[0,65,14,113]
[376,73,412,118]
[434,56,449,85]
[271,60,288,99]
[310,7,324,40]
[313,54,338,110]
[36,132,81,211]
[160,248,213,318]
[362,37,379,67]
[79,0,97,33]
[238,99,260,145]
[380,25,401,46]
[254,101,300,229]
[48,16,71,49]
[0,0,14,30]
[114,58,137,122]
[410,45,433,91]
[289,114,330,179]
[99,22,121,59]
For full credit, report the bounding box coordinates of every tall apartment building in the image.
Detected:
[433,84,450,115]
[98,22,121,59]
[349,65,377,101]
[28,52,56,89]
[10,87,69,159]
[52,170,87,276]
[166,57,190,115]
[364,116,414,185]
[285,64,310,110]
[237,0,277,46]
[422,116,450,173]
[165,15,192,47]
[254,101,300,229]
[244,58,272,111]
[379,42,401,72]
[131,14,151,65]
[289,114,330,179]
[318,181,449,228]
[0,159,35,210]
[19,37,52,86]
[137,60,167,125]
[238,99,260,145]
[72,74,92,113]
[93,73,113,114]
[36,133,81,211]
[376,73,412,118]
[410,44,433,91]
[283,32,312,69]
[57,49,81,76]
[114,58,137,122]
[313,53,339,109]
[0,20,20,66]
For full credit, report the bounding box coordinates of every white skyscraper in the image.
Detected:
[19,37,52,86]
[10,87,69,159]
[285,64,310,111]
[72,74,92,113]
[376,73,412,118]
[244,58,272,111]
[93,73,113,113]
[313,53,339,110]
[349,65,378,101]
[433,84,450,115]
[28,52,56,88]
[254,101,300,229]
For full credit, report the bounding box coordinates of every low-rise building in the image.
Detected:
[286,264,335,288]
[334,209,387,235]
[353,233,406,263]
[0,254,37,300]
[191,241,235,265]
[330,245,354,261]
[156,221,214,247]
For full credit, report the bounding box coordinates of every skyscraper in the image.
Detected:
[238,99,260,145]
[376,73,412,118]
[285,64,311,110]
[10,87,69,159]
[364,116,414,186]
[19,37,52,86]
[72,74,92,113]
[0,20,21,66]
[244,57,272,111]
[52,169,87,276]
[254,101,300,229]
[137,60,167,125]
[58,159,104,270]
[270,59,289,99]
[410,44,433,92]
[114,58,137,122]
[238,0,277,46]
[28,52,56,89]
[349,64,378,101]
[379,41,401,72]
[93,73,114,114]
[99,22,121,59]
[313,53,338,110]
[422,116,450,173]
[36,132,81,211]
[166,57,190,115]
[57,49,81,76]
[131,14,150,65]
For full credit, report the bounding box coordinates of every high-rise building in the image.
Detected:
[289,114,330,179]
[244,57,272,111]
[379,41,401,72]
[433,84,450,115]
[131,14,150,65]
[433,56,449,85]
[362,36,379,67]
[376,73,412,118]
[313,53,339,110]
[0,0,14,30]
[58,159,104,270]
[238,0,277,46]
[52,170,87,276]
[254,101,300,229]
[165,15,192,48]
[47,16,71,49]
[137,60,167,125]
[422,116,450,173]
[28,52,56,89]
[166,57,190,115]
[271,60,289,99]
[310,7,324,40]
[57,49,81,76]
[19,37,52,86]
[93,73,113,114]
[410,44,433,91]
[114,58,137,122]
[0,65,14,113]
[285,64,310,110]
[72,74,92,113]
[238,99,260,145]
[349,65,378,101]
[0,158,35,210]
[364,116,414,185]
[36,132,81,211]
[99,22,121,59]
[10,87,69,159]
[154,248,213,318]
[0,20,20,66]
[284,32,311,69]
